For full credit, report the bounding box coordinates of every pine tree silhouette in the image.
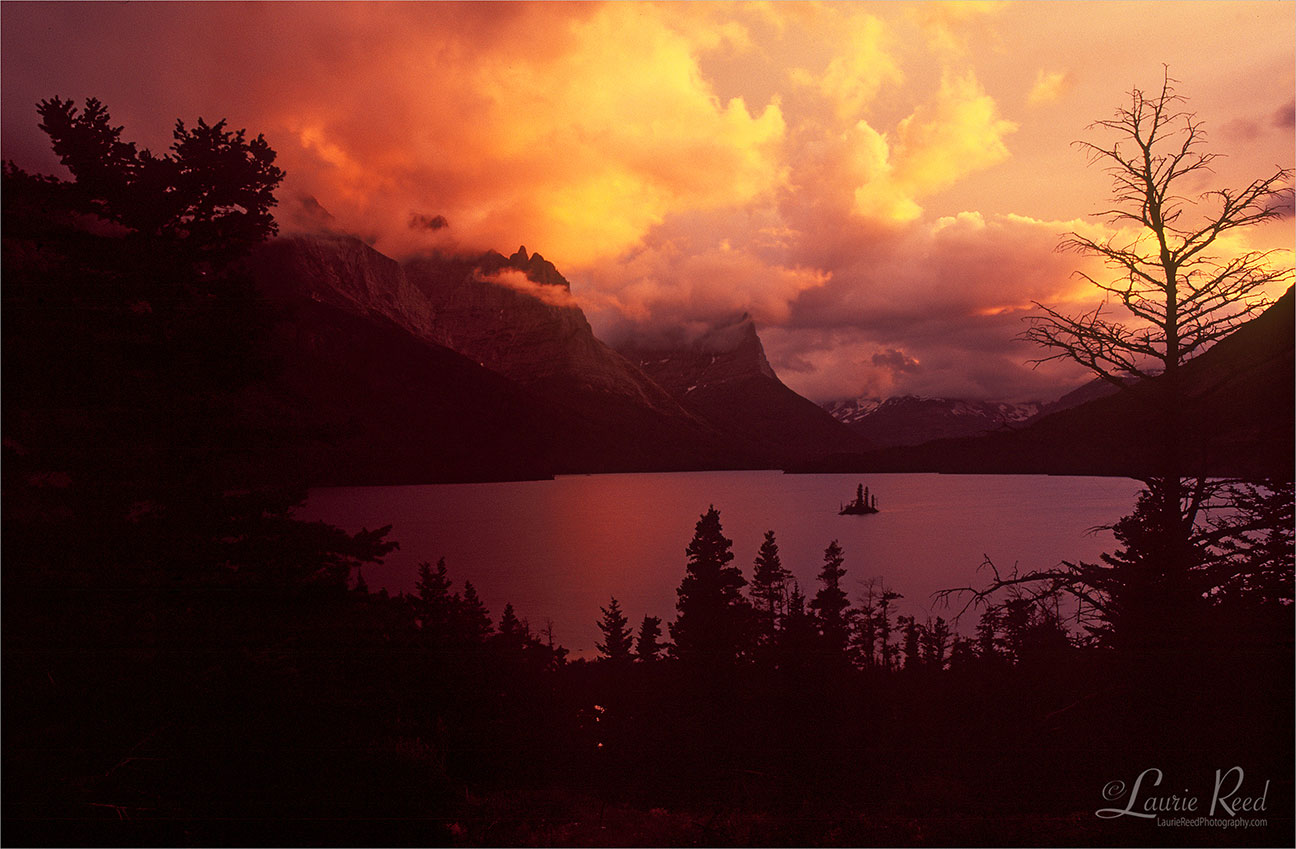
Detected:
[750,530,790,649]
[810,540,852,658]
[596,596,634,663]
[670,506,750,667]
[898,615,923,669]
[634,615,666,662]
[457,581,493,644]
[414,558,455,640]
[778,580,818,669]
[496,602,529,654]
[877,589,902,670]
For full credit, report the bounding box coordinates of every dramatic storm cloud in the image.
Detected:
[4,1,1292,402]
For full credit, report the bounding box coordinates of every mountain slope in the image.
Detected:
[402,246,696,418]
[250,299,559,484]
[246,238,562,483]
[619,315,867,465]
[797,288,1295,479]
[249,236,746,479]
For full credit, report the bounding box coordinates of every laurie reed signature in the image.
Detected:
[1096,767,1270,820]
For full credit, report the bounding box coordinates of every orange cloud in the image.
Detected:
[1027,70,1073,106]
[789,10,901,121]
[911,0,1009,58]
[266,2,787,265]
[853,71,1017,223]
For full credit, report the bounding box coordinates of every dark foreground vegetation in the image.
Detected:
[5,498,1293,846]
[5,90,1293,847]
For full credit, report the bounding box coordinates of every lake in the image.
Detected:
[298,471,1143,656]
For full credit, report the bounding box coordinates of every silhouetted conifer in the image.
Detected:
[37,96,284,267]
[975,606,1001,662]
[457,581,493,644]
[596,596,634,663]
[852,579,881,667]
[634,615,666,662]
[414,558,456,638]
[810,540,851,657]
[670,506,750,667]
[496,602,529,654]
[778,581,818,667]
[749,530,790,648]
[877,589,902,670]
[898,615,923,669]
[923,616,951,669]
[948,635,978,671]
[1209,480,1295,608]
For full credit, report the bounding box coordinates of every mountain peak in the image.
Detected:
[822,394,1045,449]
[618,313,778,391]
[506,246,571,291]
[691,313,762,356]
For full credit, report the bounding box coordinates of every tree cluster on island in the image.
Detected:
[840,482,879,514]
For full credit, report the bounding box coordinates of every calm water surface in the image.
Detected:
[299,472,1142,656]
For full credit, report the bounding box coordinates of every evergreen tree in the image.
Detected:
[749,530,790,648]
[1208,480,1295,608]
[923,616,951,670]
[997,597,1035,663]
[898,615,923,669]
[634,615,666,663]
[596,596,634,663]
[778,581,818,668]
[948,635,978,671]
[877,589,902,670]
[413,558,455,639]
[976,606,1001,662]
[496,602,528,654]
[852,579,881,667]
[810,540,852,657]
[670,506,750,667]
[457,581,493,644]
[36,96,285,266]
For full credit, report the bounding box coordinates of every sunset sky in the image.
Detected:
[4,1,1293,402]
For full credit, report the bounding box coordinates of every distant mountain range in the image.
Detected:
[242,231,1289,484]
[822,396,1044,450]
[801,287,1294,479]
[818,378,1132,451]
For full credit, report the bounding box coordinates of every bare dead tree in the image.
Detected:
[1024,69,1292,393]
[940,71,1294,651]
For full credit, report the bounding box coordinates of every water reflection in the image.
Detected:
[299,471,1141,656]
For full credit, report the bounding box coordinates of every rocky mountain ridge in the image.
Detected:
[249,234,864,479]
[822,395,1043,449]
[619,314,866,464]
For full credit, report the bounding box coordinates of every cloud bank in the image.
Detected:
[3,1,1291,402]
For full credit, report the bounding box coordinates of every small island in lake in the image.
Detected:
[840,483,879,515]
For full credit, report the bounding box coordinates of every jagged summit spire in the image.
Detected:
[510,246,529,264]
